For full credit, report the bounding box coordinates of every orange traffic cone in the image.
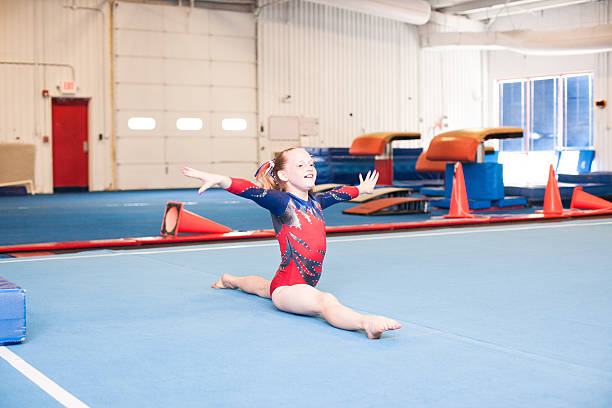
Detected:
[536,165,564,215]
[443,162,476,218]
[161,202,231,236]
[570,187,612,210]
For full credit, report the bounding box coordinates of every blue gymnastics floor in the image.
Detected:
[1,220,611,407]
[0,189,538,246]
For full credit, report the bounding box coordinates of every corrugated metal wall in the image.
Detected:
[256,0,421,161]
[113,1,257,189]
[418,14,486,149]
[0,0,110,193]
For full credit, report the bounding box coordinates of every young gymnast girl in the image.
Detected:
[182,147,401,339]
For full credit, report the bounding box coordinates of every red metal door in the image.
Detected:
[51,98,89,190]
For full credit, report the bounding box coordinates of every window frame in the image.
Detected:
[497,72,593,153]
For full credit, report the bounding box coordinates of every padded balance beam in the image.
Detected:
[343,197,430,215]
[427,127,523,163]
[349,132,421,185]
[0,277,26,346]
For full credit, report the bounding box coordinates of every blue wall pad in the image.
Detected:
[558,172,612,184]
[491,196,527,208]
[505,183,612,201]
[434,198,492,210]
[0,277,26,345]
[420,187,445,197]
[305,147,444,185]
[445,162,504,201]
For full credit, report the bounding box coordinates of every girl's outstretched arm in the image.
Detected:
[182,166,231,195]
[183,167,289,216]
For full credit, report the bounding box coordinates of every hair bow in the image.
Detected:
[254,159,275,179]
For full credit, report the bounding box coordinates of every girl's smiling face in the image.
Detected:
[277,148,317,193]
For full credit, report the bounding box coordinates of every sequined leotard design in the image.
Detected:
[226,178,359,295]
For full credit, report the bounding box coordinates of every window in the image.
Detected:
[564,75,592,148]
[128,117,156,130]
[499,81,524,152]
[222,118,247,131]
[176,118,203,131]
[498,73,593,152]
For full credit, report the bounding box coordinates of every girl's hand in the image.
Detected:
[357,170,379,195]
[182,166,231,195]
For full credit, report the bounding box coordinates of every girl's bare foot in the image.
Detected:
[363,315,402,339]
[212,273,238,289]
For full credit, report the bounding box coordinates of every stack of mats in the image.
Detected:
[0,277,26,345]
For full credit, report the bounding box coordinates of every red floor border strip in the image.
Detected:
[1,209,611,254]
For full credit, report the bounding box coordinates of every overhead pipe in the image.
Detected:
[306,0,431,25]
[420,23,612,55]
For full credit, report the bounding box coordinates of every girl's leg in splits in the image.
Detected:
[271,284,401,339]
[212,274,271,299]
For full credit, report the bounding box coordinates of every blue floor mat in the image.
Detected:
[1,221,611,407]
[0,189,537,246]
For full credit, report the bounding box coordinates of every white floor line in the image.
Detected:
[1,219,611,264]
[0,346,90,408]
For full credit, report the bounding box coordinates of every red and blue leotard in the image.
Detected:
[226,178,359,296]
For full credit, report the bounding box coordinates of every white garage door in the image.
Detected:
[113,1,257,190]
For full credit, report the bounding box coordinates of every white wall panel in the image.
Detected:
[211,62,255,86]
[210,37,256,61]
[212,138,257,162]
[116,164,166,189]
[115,30,165,57]
[165,86,211,111]
[208,11,254,37]
[116,58,211,85]
[115,57,164,83]
[210,87,256,111]
[115,137,165,164]
[0,0,112,193]
[166,137,214,163]
[114,1,257,189]
[257,0,421,160]
[115,30,210,59]
[115,84,166,110]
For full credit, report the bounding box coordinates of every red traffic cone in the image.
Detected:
[161,202,231,236]
[443,162,476,218]
[570,187,612,210]
[536,165,564,215]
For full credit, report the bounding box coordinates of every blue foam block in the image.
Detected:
[445,162,504,200]
[491,196,527,208]
[0,277,26,345]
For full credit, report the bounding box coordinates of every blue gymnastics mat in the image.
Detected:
[1,220,611,407]
[0,189,537,247]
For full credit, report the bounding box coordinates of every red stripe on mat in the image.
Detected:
[1,209,610,254]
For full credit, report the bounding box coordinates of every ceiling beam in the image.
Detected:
[464,0,594,20]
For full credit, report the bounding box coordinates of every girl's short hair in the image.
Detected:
[256,147,298,191]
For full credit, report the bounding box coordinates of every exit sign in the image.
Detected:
[61,81,76,94]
